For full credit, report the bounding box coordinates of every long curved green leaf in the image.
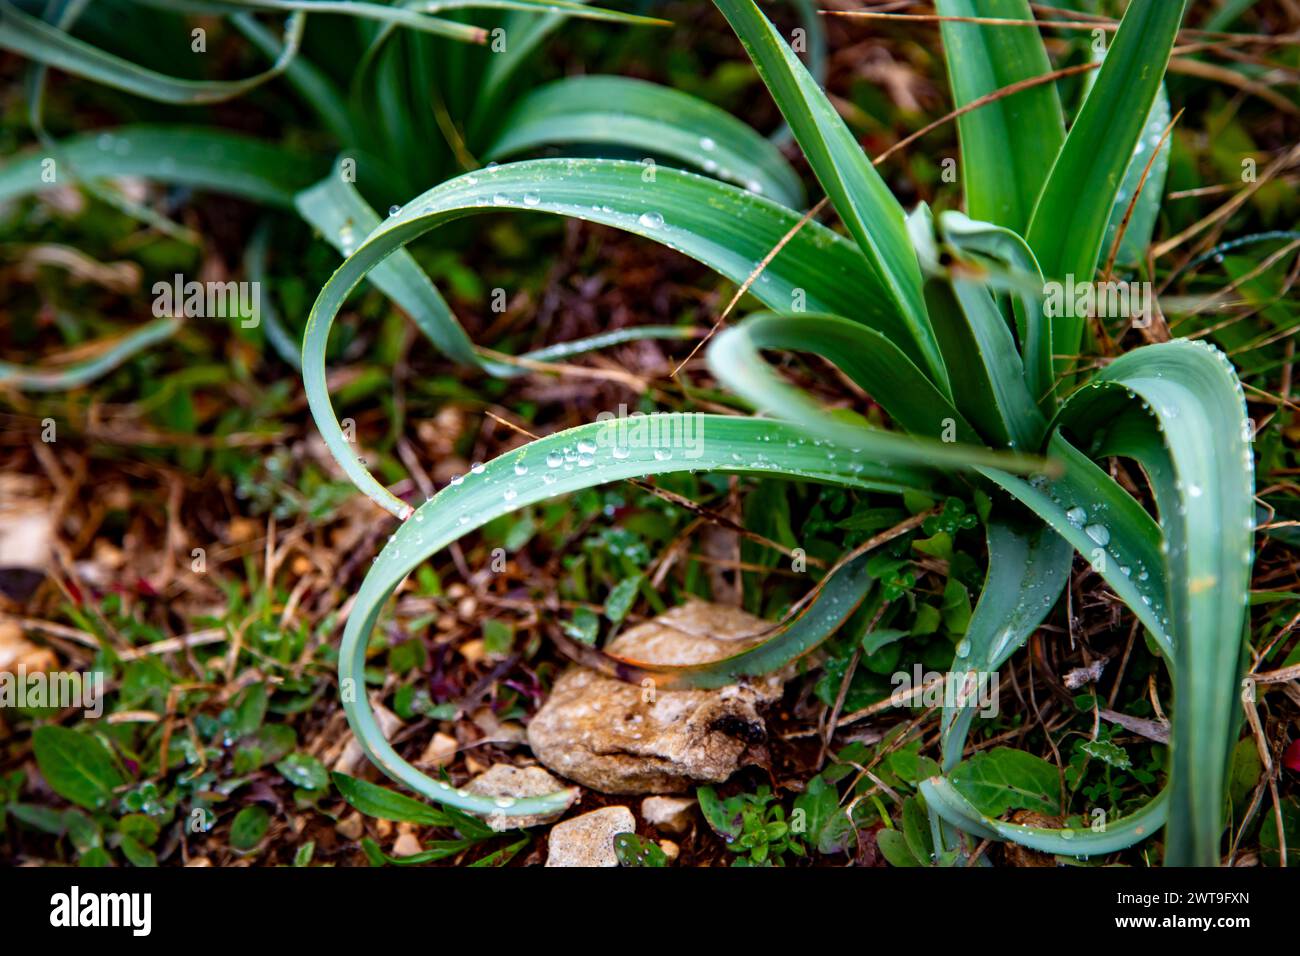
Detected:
[939,515,1071,770]
[302,158,922,516]
[295,170,485,370]
[0,317,181,391]
[1025,0,1185,370]
[709,311,976,442]
[712,0,942,387]
[160,0,665,29]
[0,126,320,207]
[980,432,1173,659]
[1060,339,1254,866]
[557,553,876,691]
[131,0,484,40]
[339,416,925,815]
[296,166,697,377]
[936,0,1065,233]
[921,776,1168,856]
[0,1,308,103]
[233,11,354,143]
[486,75,806,209]
[706,311,1047,476]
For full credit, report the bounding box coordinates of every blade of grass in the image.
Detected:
[0,126,321,207]
[1025,0,1186,373]
[0,1,308,103]
[486,75,806,209]
[712,0,943,387]
[935,0,1065,233]
[0,317,181,391]
[1061,339,1255,866]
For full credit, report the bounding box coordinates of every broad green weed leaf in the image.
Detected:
[949,747,1061,816]
[331,771,452,827]
[32,726,125,812]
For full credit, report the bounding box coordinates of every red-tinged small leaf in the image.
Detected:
[1284,740,1300,774]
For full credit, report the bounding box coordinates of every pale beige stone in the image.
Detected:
[527,602,784,794]
[332,695,402,774]
[419,731,458,769]
[335,812,364,841]
[641,795,696,835]
[544,806,635,867]
[391,824,423,858]
[0,621,57,673]
[465,763,576,832]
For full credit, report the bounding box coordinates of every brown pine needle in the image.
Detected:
[872,60,1101,166]
[819,10,1117,32]
[1153,142,1300,261]
[1101,108,1185,283]
[670,196,829,377]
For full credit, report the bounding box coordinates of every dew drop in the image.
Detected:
[1084,524,1110,546]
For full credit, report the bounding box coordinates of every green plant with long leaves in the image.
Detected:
[1,0,815,374]
[299,0,1252,867]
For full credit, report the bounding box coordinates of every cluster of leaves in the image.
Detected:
[2,0,1296,871]
[697,785,805,866]
[4,611,336,863]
